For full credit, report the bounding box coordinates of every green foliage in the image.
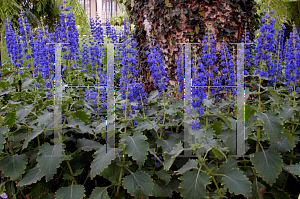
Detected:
[0,2,300,198]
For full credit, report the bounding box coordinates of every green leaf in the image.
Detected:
[23,127,44,150]
[120,132,149,169]
[174,159,198,174]
[0,155,27,181]
[38,111,54,128]
[217,158,238,182]
[16,104,34,122]
[123,171,153,198]
[55,184,85,199]
[0,181,6,194]
[203,98,213,108]
[269,131,296,152]
[267,89,280,104]
[90,146,115,179]
[156,136,180,153]
[283,128,295,147]
[0,132,5,151]
[251,181,265,199]
[188,126,205,140]
[4,111,16,126]
[216,112,232,129]
[101,163,121,183]
[212,146,227,160]
[163,142,184,171]
[37,143,64,182]
[251,150,283,185]
[222,169,251,198]
[255,111,283,142]
[151,180,172,197]
[280,104,297,122]
[179,170,211,199]
[17,166,43,187]
[285,163,300,177]
[77,138,102,151]
[68,119,94,134]
[155,169,171,184]
[72,110,89,122]
[268,187,290,199]
[211,120,223,135]
[245,105,257,123]
[90,187,110,199]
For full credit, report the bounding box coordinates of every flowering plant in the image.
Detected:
[0,5,299,199]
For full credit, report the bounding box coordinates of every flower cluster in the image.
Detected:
[118,35,148,116]
[146,39,169,98]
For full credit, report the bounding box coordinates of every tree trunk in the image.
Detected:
[125,0,259,96]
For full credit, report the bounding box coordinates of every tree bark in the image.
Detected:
[126,0,258,96]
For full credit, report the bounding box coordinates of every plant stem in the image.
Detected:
[6,138,14,155]
[115,148,126,197]
[256,60,262,152]
[203,164,222,196]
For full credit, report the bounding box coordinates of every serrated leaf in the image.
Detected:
[155,169,171,184]
[251,150,283,185]
[222,169,251,198]
[156,136,180,153]
[211,120,223,135]
[68,119,94,134]
[179,170,211,199]
[212,146,227,160]
[90,187,110,199]
[268,187,290,199]
[120,132,149,169]
[255,111,283,142]
[280,104,297,122]
[188,127,205,140]
[63,173,73,180]
[4,111,16,126]
[23,127,44,150]
[269,131,296,152]
[90,146,115,179]
[16,104,34,122]
[37,143,64,181]
[285,163,300,177]
[151,180,172,197]
[217,158,238,182]
[101,163,121,183]
[123,171,153,198]
[216,112,232,129]
[163,142,184,171]
[283,128,295,147]
[38,111,54,127]
[77,138,102,151]
[17,166,43,187]
[245,105,257,123]
[251,181,265,199]
[0,154,27,181]
[174,159,198,175]
[72,110,89,122]
[267,89,280,104]
[55,184,85,199]
[203,98,213,108]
